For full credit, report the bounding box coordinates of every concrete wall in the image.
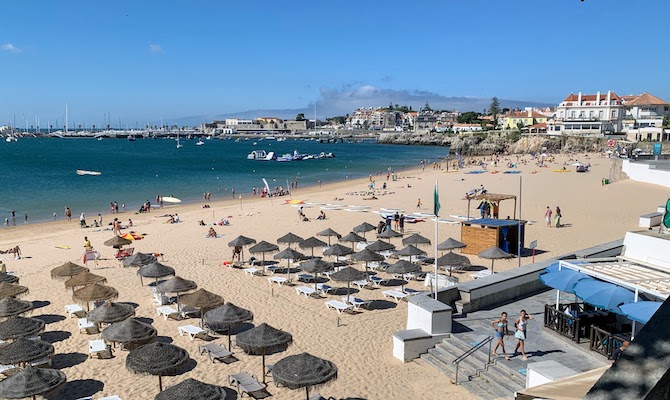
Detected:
[622,160,670,188]
[623,231,670,269]
[608,158,628,184]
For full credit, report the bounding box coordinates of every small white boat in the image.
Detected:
[247,150,276,161]
[196,140,205,146]
[76,170,101,176]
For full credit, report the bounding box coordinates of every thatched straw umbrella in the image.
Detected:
[316,228,341,246]
[395,245,427,263]
[202,303,253,349]
[339,232,366,251]
[0,366,65,400]
[386,260,422,291]
[64,271,107,292]
[365,240,395,253]
[402,233,431,247]
[50,262,88,280]
[126,342,189,392]
[477,247,513,275]
[104,236,132,247]
[248,241,279,274]
[0,317,45,341]
[122,252,157,268]
[437,252,471,277]
[72,284,118,311]
[322,244,353,263]
[138,262,176,286]
[352,222,376,239]
[330,267,367,303]
[298,237,327,258]
[102,318,157,347]
[86,301,135,324]
[349,249,384,277]
[437,238,466,252]
[0,282,29,299]
[156,277,197,312]
[0,297,33,318]
[377,229,403,242]
[277,233,304,249]
[179,289,224,319]
[154,378,227,400]
[227,236,257,263]
[0,338,54,366]
[236,323,293,384]
[299,258,333,291]
[273,248,305,281]
[272,353,337,400]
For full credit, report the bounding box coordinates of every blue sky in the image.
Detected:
[2,0,669,125]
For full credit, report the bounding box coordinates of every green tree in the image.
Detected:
[663,115,670,128]
[489,97,500,121]
[457,111,479,124]
[516,121,525,131]
[296,113,306,121]
[423,101,432,111]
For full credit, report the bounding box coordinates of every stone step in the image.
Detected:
[420,352,455,379]
[430,346,484,382]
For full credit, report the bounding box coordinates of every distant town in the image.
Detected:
[3,91,669,143]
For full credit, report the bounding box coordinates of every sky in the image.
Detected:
[2,0,670,126]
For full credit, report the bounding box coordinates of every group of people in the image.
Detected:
[544,206,563,228]
[298,207,325,222]
[206,227,218,238]
[490,310,535,361]
[109,201,124,214]
[165,214,180,224]
[139,200,153,213]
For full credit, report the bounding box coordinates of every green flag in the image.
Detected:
[433,181,440,216]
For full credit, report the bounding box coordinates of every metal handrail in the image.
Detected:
[452,335,493,385]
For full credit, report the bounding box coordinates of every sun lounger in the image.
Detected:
[268,276,291,286]
[325,300,353,314]
[266,265,279,274]
[343,297,372,310]
[401,287,423,296]
[114,247,134,260]
[295,286,317,297]
[199,342,235,363]
[78,318,97,333]
[152,291,170,305]
[316,283,335,294]
[369,276,387,286]
[178,324,207,341]
[65,304,85,318]
[470,270,493,279]
[156,305,179,320]
[297,273,315,283]
[89,339,112,359]
[179,305,200,318]
[244,267,262,276]
[382,289,410,302]
[228,371,270,399]
[352,279,371,289]
[0,363,18,375]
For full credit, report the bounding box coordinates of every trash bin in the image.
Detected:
[604,179,609,185]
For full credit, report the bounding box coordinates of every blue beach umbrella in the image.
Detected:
[540,268,593,294]
[574,280,635,313]
[619,301,662,324]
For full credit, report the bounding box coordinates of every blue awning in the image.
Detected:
[574,280,635,314]
[540,268,594,294]
[619,301,662,324]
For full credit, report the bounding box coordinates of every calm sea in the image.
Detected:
[0,137,448,223]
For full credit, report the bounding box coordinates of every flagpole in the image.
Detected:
[434,179,439,300]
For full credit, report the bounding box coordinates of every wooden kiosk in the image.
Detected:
[460,218,526,255]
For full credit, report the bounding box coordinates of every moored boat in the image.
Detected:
[76,170,102,176]
[247,150,276,161]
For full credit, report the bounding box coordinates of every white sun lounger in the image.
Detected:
[156,305,179,320]
[199,342,234,363]
[352,279,371,289]
[178,324,207,341]
[382,290,410,302]
[228,371,269,397]
[401,287,423,296]
[65,304,84,318]
[268,276,291,285]
[77,318,96,333]
[470,270,493,279]
[343,297,372,310]
[297,273,315,283]
[369,276,387,286]
[295,286,317,297]
[244,267,262,276]
[316,283,335,294]
[89,339,112,358]
[325,300,352,314]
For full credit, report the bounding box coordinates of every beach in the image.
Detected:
[1,153,666,400]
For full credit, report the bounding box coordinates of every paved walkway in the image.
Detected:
[451,290,609,375]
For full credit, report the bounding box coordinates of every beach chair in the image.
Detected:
[382,290,409,302]
[352,279,371,289]
[469,270,493,279]
[266,265,279,274]
[343,297,372,310]
[369,276,388,287]
[77,318,97,334]
[83,250,100,265]
[401,287,423,296]
[324,300,352,314]
[199,342,235,363]
[228,371,270,399]
[316,283,335,295]
[64,304,85,318]
[180,305,200,319]
[152,291,170,306]
[244,267,262,276]
[297,273,315,283]
[268,276,291,286]
[156,305,179,320]
[88,339,112,359]
[114,247,134,260]
[178,324,207,341]
[295,286,317,298]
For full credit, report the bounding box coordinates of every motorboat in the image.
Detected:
[76,170,102,176]
[247,150,276,161]
[196,140,205,146]
[276,153,293,162]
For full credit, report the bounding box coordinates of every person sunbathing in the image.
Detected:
[363,195,378,200]
[206,227,218,238]
[165,215,175,224]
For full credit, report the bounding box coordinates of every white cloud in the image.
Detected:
[148,44,164,54]
[1,43,21,53]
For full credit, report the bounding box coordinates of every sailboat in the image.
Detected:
[176,133,183,148]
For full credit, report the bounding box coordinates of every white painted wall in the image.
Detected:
[622,160,670,188]
[623,232,670,269]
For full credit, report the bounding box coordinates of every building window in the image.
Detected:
[599,111,603,120]
[571,111,575,118]
[611,110,616,118]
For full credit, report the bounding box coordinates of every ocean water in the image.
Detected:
[0,138,448,223]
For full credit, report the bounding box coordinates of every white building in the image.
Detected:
[547,91,624,136]
[621,93,670,142]
[224,118,253,126]
[452,123,483,133]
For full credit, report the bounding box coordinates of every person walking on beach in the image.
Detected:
[113,218,121,236]
[53,212,57,221]
[65,207,72,222]
[122,203,126,212]
[114,202,119,213]
[545,206,552,227]
[399,214,405,233]
[513,310,534,361]
[110,202,115,214]
[554,206,562,228]
[491,312,510,360]
[416,198,422,209]
[23,214,28,224]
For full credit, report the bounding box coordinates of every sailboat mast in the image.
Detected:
[65,103,68,134]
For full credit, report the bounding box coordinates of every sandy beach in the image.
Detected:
[1,152,667,400]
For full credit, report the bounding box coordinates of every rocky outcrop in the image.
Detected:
[378,132,608,155]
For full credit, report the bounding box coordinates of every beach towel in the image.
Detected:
[465,170,486,174]
[503,171,521,174]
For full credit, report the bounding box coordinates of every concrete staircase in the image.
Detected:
[421,334,527,399]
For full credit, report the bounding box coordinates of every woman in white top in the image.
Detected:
[513,309,534,361]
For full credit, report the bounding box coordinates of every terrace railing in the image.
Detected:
[589,326,629,359]
[544,304,582,343]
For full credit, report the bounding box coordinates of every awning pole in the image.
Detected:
[632,289,639,340]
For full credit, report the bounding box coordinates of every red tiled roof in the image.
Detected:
[624,92,669,106]
[562,92,622,102]
[528,122,547,129]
